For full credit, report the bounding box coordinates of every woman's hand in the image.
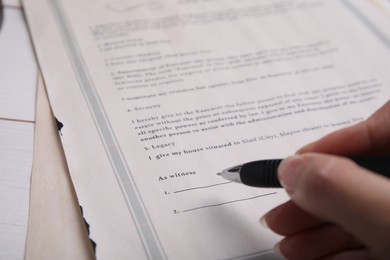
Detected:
[262,101,390,260]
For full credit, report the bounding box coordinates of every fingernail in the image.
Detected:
[278,155,304,192]
[259,215,268,229]
[296,142,313,154]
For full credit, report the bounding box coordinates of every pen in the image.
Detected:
[218,157,390,188]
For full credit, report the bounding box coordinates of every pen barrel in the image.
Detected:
[351,157,390,178]
[238,157,390,188]
[240,160,282,188]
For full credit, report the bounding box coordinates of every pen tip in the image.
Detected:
[217,172,222,176]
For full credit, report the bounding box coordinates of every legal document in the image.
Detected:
[23,0,390,259]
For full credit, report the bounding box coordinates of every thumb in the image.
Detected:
[278,153,390,259]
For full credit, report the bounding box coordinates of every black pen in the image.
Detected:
[218,157,390,188]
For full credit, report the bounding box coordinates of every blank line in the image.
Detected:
[174,181,232,193]
[182,192,277,213]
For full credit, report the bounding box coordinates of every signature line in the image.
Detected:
[182,192,277,213]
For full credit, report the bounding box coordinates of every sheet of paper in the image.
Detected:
[0,7,37,121]
[0,120,33,260]
[23,0,390,259]
[25,75,95,260]
[350,0,390,41]
[376,0,390,11]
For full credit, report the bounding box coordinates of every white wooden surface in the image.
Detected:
[0,7,37,121]
[0,4,37,260]
[0,121,34,260]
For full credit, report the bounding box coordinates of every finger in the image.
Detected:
[298,100,390,155]
[275,224,362,260]
[324,249,374,260]
[261,200,325,236]
[278,153,390,259]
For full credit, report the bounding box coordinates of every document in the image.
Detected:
[23,0,390,259]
